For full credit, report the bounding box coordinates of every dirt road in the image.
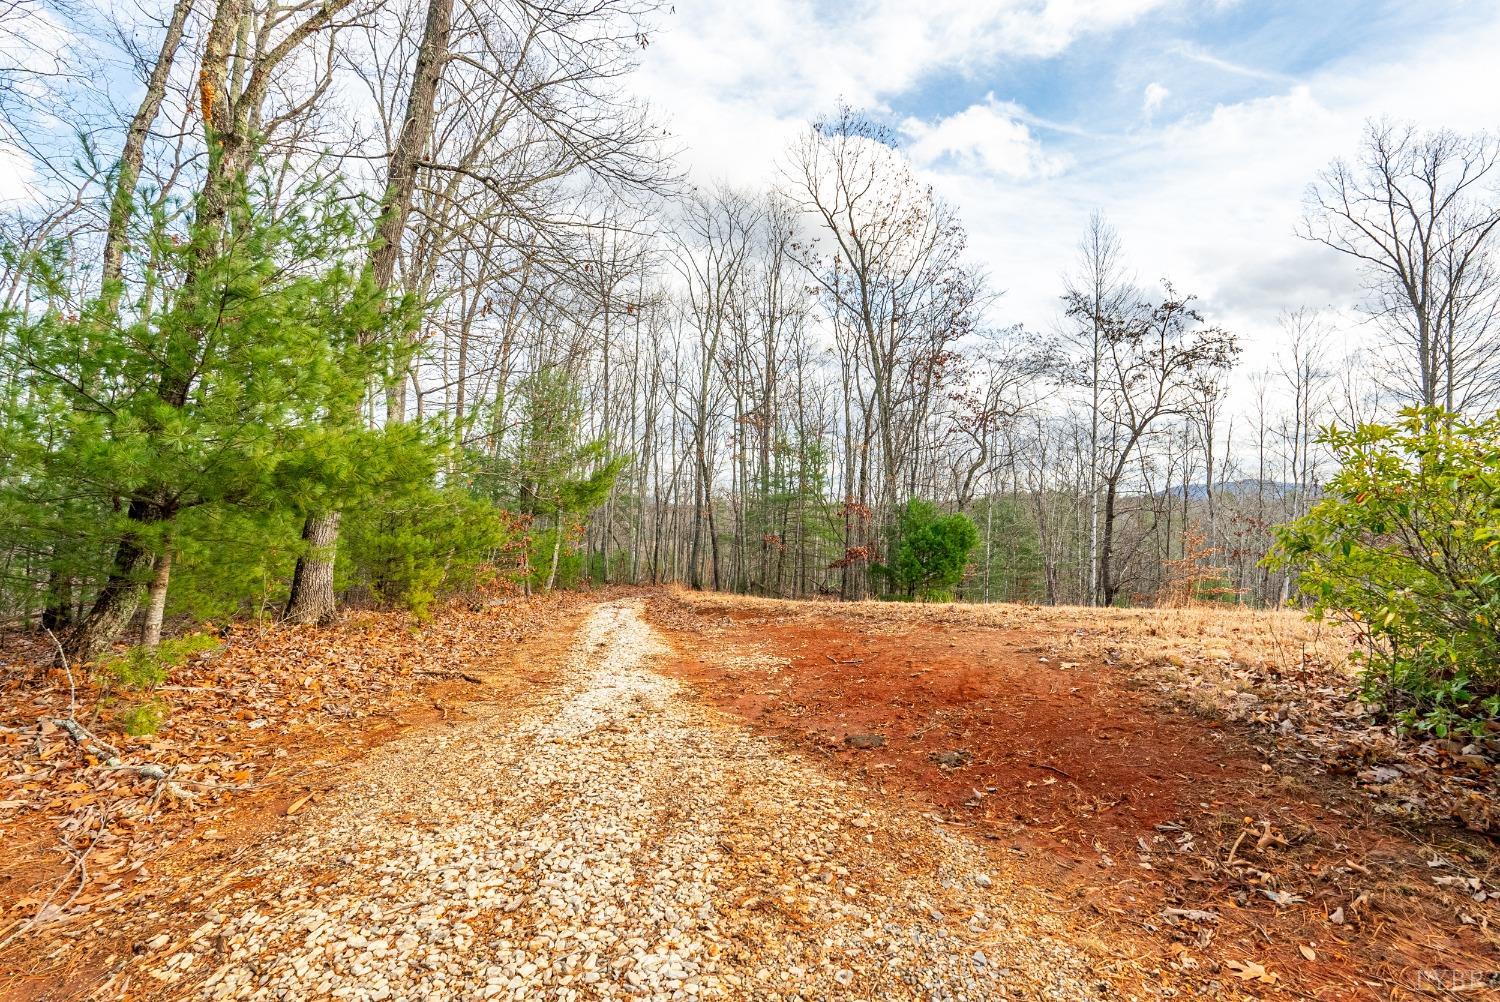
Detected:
[141,602,1133,1000]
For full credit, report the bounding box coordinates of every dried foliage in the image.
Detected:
[0,594,573,951]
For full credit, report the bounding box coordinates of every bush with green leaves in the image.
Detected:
[98,633,219,736]
[1269,409,1500,735]
[877,499,980,601]
[477,367,628,592]
[99,633,220,691]
[118,700,169,738]
[0,164,411,654]
[340,480,510,619]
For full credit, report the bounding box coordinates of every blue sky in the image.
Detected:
[631,0,1500,369]
[6,0,1498,386]
[891,0,1488,133]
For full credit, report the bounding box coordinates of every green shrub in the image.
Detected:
[524,526,585,592]
[99,633,220,692]
[1269,409,1500,735]
[341,484,509,617]
[119,700,168,737]
[876,499,980,601]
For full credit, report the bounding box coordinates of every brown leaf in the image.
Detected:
[1226,959,1279,984]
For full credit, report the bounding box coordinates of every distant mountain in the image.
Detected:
[1170,480,1304,501]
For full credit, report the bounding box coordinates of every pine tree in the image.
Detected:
[2,170,401,659]
[482,368,629,592]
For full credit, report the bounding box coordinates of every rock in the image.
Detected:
[929,750,971,769]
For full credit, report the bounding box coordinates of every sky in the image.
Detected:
[628,0,1500,363]
[6,0,1498,376]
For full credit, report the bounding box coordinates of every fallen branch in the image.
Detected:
[47,716,121,762]
[43,628,76,716]
[47,720,197,800]
[414,669,484,685]
[98,762,200,799]
[1029,761,1075,780]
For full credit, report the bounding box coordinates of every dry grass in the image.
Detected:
[667,586,1357,678]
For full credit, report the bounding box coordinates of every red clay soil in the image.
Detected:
[649,595,1499,1001]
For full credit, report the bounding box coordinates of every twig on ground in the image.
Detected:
[42,628,75,717]
[1226,825,1251,868]
[414,669,484,685]
[47,716,121,762]
[0,805,106,949]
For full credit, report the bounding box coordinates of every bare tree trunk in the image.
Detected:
[101,0,196,299]
[379,0,454,421]
[285,0,453,620]
[284,512,341,625]
[546,519,564,592]
[139,546,173,650]
[68,499,162,662]
[1100,481,1120,607]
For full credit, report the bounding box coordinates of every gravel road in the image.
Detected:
[150,601,1130,1001]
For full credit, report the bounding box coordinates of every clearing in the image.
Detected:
[1,592,1496,1000]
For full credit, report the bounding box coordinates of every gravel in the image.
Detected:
[151,601,1136,1001]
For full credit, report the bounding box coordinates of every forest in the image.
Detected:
[2,3,1499,998]
[2,0,1498,726]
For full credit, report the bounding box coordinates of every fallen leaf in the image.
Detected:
[1299,944,1317,961]
[284,793,313,816]
[1162,907,1219,924]
[1226,959,1279,984]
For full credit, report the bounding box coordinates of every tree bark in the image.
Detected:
[1100,481,1120,607]
[68,499,162,662]
[284,512,342,625]
[284,0,453,619]
[546,519,565,592]
[100,0,196,300]
[378,0,453,422]
[139,546,173,649]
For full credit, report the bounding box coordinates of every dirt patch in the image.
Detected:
[650,591,1499,1000]
[0,596,589,1001]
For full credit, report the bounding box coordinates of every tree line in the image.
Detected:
[3,1,1500,667]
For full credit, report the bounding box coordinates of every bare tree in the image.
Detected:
[782,107,985,589]
[1062,211,1132,605]
[1301,120,1500,415]
[1095,283,1238,606]
[98,0,196,301]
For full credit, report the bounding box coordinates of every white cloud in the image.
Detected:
[633,0,1500,400]
[902,97,1068,179]
[1168,41,1294,83]
[927,10,1500,383]
[0,147,35,203]
[632,1,1172,184]
[1142,82,1170,117]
